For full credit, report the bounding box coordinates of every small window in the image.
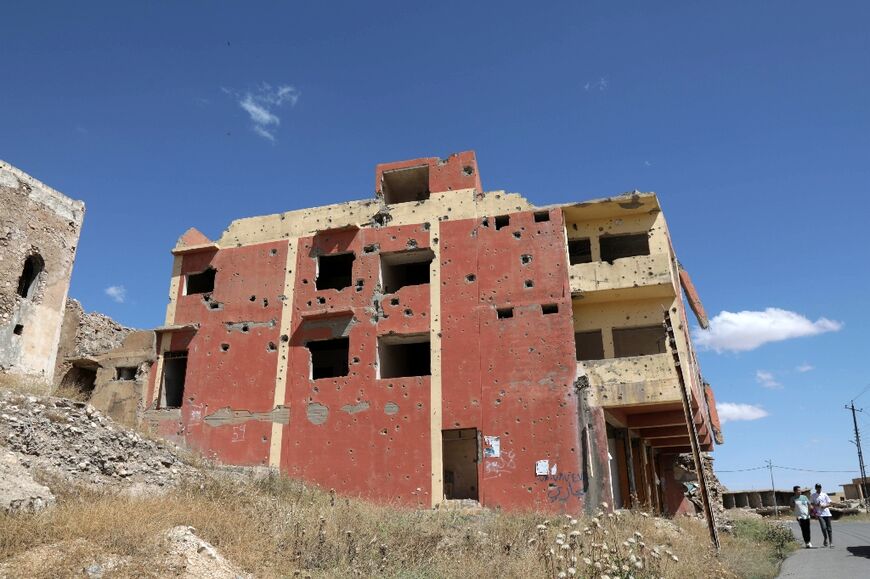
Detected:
[612,325,666,358]
[17,254,44,299]
[382,165,430,204]
[534,211,550,222]
[116,366,137,381]
[185,267,216,295]
[496,307,514,319]
[316,253,355,291]
[307,337,350,379]
[161,351,188,408]
[599,233,650,263]
[575,330,605,361]
[378,334,431,378]
[494,215,510,230]
[568,239,592,265]
[542,303,559,315]
[380,249,434,293]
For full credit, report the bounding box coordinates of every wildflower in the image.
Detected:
[600,502,609,509]
[634,531,644,539]
[569,530,581,537]
[536,524,547,531]
[568,568,576,576]
[558,573,567,579]
[557,533,566,540]
[622,541,630,548]
[561,544,570,551]
[583,558,592,566]
[640,512,649,517]
[634,561,643,569]
[570,518,578,525]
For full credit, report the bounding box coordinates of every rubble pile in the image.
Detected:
[0,390,196,489]
[63,298,134,360]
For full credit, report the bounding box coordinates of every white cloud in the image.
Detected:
[755,370,782,389]
[717,402,769,424]
[105,285,126,304]
[796,363,814,373]
[692,308,843,353]
[584,77,608,92]
[227,83,300,141]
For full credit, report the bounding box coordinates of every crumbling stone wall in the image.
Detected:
[53,298,153,426]
[0,161,84,379]
[53,298,134,383]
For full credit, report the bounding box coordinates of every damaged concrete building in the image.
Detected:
[0,161,84,380]
[145,151,723,515]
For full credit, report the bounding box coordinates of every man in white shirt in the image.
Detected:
[792,485,812,548]
[810,483,833,548]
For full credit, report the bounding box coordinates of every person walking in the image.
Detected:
[810,483,833,548]
[792,485,812,548]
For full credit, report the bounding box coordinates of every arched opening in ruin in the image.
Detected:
[59,365,97,399]
[17,254,45,299]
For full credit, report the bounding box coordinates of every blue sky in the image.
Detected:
[2,1,868,491]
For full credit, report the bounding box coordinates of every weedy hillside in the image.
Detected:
[0,382,795,578]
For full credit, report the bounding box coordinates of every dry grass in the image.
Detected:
[0,371,53,397]
[0,471,796,578]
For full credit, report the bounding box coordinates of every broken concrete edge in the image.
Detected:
[0,160,86,221]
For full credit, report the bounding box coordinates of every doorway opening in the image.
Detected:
[442,428,479,500]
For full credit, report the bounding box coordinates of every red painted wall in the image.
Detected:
[279,224,434,507]
[440,208,584,511]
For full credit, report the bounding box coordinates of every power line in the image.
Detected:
[717,465,857,474]
[852,383,870,402]
[717,466,767,473]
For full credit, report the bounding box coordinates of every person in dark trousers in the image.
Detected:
[811,483,834,547]
[792,485,812,548]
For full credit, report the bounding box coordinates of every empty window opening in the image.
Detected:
[60,365,97,399]
[380,249,434,293]
[17,254,44,299]
[382,165,430,204]
[185,267,216,295]
[13,324,24,336]
[316,253,355,291]
[599,233,650,263]
[161,351,188,408]
[496,307,514,319]
[442,428,479,501]
[613,325,666,358]
[575,330,605,361]
[115,366,137,381]
[534,211,551,223]
[568,239,592,265]
[494,215,510,230]
[542,303,559,315]
[378,334,430,378]
[307,337,350,379]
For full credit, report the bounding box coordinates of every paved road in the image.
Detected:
[778,521,870,577]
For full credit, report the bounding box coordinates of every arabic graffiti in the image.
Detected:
[545,471,584,504]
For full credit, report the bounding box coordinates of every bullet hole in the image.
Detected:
[220,343,230,352]
[352,357,360,364]
[270,248,278,256]
[521,254,532,265]
[542,303,558,315]
[250,295,256,301]
[262,298,269,307]
[316,296,326,305]
[481,217,489,227]
[208,301,221,310]
[380,429,388,435]
[407,238,418,249]
[465,273,476,283]
[404,309,413,317]
[390,297,400,306]
[513,231,522,239]
[497,307,514,319]
[423,222,431,230]
[534,211,550,222]
[267,342,277,352]
[495,215,510,230]
[302,279,308,284]
[355,279,364,292]
[306,301,312,307]
[241,325,250,333]
[524,280,534,288]
[363,244,378,254]
[280,334,289,342]
[462,165,474,176]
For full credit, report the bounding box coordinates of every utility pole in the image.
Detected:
[766,459,779,517]
[845,401,870,509]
